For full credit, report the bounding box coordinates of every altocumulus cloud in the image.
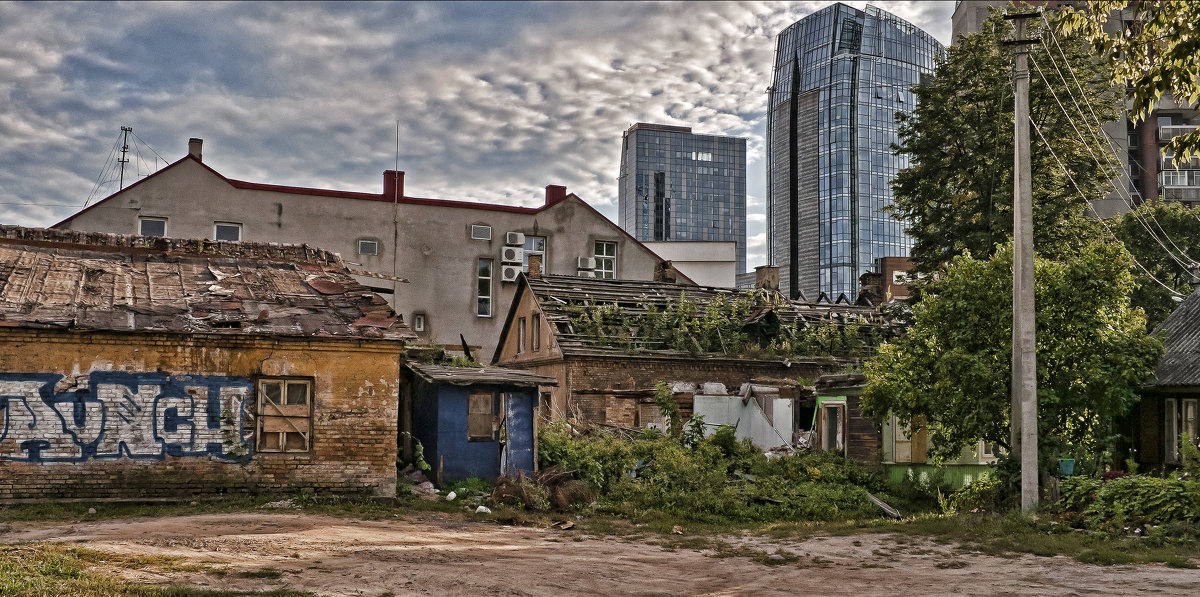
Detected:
[0,1,951,269]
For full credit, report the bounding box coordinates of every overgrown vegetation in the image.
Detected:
[565,289,885,358]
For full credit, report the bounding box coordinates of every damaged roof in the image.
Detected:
[510,274,891,359]
[406,363,557,387]
[0,226,415,341]
[1150,288,1200,387]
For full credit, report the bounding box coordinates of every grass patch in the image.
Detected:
[235,568,284,580]
[0,543,313,596]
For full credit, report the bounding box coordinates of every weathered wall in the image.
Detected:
[0,329,401,500]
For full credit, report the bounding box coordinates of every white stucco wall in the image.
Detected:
[641,241,736,288]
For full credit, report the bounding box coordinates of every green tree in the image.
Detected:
[1058,1,1200,162]
[1108,202,1200,328]
[862,242,1162,463]
[893,9,1119,275]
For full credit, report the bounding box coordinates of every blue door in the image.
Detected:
[502,392,535,477]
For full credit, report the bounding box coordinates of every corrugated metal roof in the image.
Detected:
[522,274,893,358]
[1151,289,1200,387]
[0,226,415,341]
[406,363,557,387]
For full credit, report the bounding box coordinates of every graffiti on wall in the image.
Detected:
[0,372,253,462]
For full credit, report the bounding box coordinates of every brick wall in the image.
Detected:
[0,329,402,500]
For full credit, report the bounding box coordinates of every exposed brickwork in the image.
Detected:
[0,329,401,500]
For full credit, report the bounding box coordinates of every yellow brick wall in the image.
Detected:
[0,329,402,500]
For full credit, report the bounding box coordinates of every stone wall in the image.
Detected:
[0,329,401,500]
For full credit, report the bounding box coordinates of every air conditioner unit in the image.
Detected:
[501,246,524,263]
[577,256,596,270]
[501,264,522,283]
[505,232,526,246]
[577,269,596,278]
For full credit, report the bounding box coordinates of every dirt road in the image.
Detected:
[3,511,1197,596]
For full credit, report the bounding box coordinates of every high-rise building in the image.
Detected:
[618,123,748,275]
[767,3,944,301]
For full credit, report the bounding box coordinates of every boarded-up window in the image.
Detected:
[258,379,312,452]
[468,392,494,441]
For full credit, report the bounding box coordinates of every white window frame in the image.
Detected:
[412,312,426,332]
[523,236,546,273]
[477,258,493,318]
[470,224,492,241]
[214,222,242,242]
[594,241,617,279]
[357,239,380,256]
[138,217,167,237]
[1166,398,1199,463]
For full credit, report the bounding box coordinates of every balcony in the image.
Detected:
[1159,125,1198,142]
[1160,169,1200,202]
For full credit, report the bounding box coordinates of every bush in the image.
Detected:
[1058,474,1200,533]
[943,473,1005,514]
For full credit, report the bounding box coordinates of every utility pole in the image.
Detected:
[117,126,132,190]
[1005,11,1040,513]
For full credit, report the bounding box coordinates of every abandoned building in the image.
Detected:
[403,363,555,482]
[0,226,414,499]
[1136,287,1200,466]
[491,269,894,435]
[53,138,691,357]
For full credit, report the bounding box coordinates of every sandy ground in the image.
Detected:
[3,511,1199,597]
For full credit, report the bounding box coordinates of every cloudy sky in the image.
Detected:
[0,1,953,270]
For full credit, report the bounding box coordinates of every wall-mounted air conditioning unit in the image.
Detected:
[505,231,526,246]
[577,269,596,278]
[501,246,524,263]
[501,264,522,283]
[577,257,596,270]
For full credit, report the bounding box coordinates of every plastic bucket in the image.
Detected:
[1059,458,1075,476]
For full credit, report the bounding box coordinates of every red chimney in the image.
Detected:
[545,185,567,206]
[383,170,405,201]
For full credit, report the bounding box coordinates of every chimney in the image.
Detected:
[754,265,779,291]
[528,254,542,279]
[545,185,567,206]
[188,138,203,161]
[383,170,405,201]
[654,260,678,283]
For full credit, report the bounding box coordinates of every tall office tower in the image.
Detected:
[618,123,748,275]
[767,3,944,301]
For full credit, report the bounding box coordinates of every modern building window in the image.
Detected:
[468,392,494,441]
[214,222,242,242]
[357,239,379,256]
[257,378,312,453]
[523,236,546,273]
[476,258,493,317]
[594,241,617,279]
[532,313,541,352]
[517,317,527,354]
[470,224,492,241]
[138,217,167,237]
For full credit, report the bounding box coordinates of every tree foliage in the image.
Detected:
[862,242,1162,462]
[1058,0,1200,162]
[894,9,1119,275]
[1108,202,1200,328]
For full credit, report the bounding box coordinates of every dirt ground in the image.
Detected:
[3,511,1199,596]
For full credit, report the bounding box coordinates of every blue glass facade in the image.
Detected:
[618,123,748,274]
[767,4,943,300]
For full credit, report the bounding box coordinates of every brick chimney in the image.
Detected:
[383,170,405,201]
[545,185,567,206]
[188,138,203,162]
[528,254,542,279]
[754,265,779,291]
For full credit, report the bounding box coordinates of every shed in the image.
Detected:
[404,363,556,483]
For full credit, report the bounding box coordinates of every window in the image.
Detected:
[532,313,541,352]
[523,236,546,273]
[257,378,312,453]
[468,391,494,441]
[470,225,492,241]
[517,317,527,354]
[477,258,493,317]
[594,241,617,279]
[1166,398,1199,463]
[357,239,379,256]
[214,222,242,242]
[412,313,426,332]
[139,217,166,237]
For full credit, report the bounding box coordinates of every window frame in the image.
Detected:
[476,258,493,318]
[357,239,380,256]
[594,241,617,279]
[467,391,495,441]
[412,312,426,333]
[256,377,313,453]
[138,217,167,237]
[532,313,541,352]
[522,236,547,273]
[470,224,493,241]
[214,222,242,242]
[516,316,527,354]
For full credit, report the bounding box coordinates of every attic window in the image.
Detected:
[214,222,242,242]
[139,217,166,237]
[471,225,492,241]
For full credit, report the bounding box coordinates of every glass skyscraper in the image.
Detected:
[618,123,748,274]
[767,3,944,301]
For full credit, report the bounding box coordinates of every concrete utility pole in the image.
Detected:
[117,126,132,190]
[1005,12,1040,513]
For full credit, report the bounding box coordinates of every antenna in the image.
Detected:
[117,126,132,190]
